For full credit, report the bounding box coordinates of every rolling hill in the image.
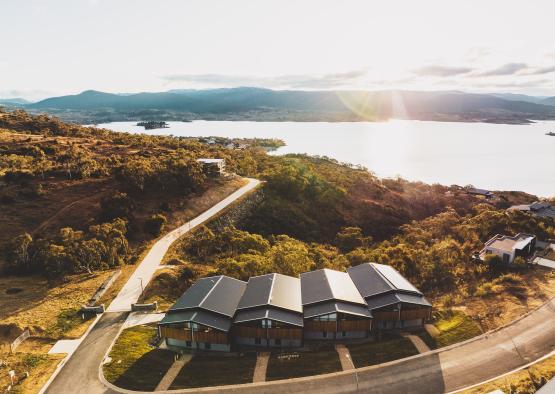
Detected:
[15,88,555,124]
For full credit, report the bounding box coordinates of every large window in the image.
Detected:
[313,313,337,322]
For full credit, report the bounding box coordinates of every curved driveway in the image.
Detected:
[43,177,555,393]
[44,178,260,394]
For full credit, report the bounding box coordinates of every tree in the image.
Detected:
[145,213,167,236]
[5,232,33,273]
[335,227,372,252]
[269,235,313,277]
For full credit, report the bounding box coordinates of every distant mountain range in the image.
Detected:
[3,88,555,124]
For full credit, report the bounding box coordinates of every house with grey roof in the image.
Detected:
[158,275,246,352]
[233,273,303,348]
[196,158,225,176]
[159,264,430,351]
[300,269,372,340]
[479,233,536,264]
[509,201,555,220]
[348,263,431,330]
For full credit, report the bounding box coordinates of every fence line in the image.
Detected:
[10,329,30,353]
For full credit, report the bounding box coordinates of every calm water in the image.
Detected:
[95,120,555,197]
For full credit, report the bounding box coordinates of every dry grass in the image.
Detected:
[0,351,64,394]
[436,268,555,332]
[462,354,555,393]
[0,272,112,339]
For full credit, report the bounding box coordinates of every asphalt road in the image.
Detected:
[45,312,124,394]
[44,178,261,393]
[45,286,555,394]
[42,177,555,393]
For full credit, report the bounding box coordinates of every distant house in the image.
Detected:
[348,263,431,330]
[158,275,246,352]
[300,269,372,340]
[465,187,494,199]
[233,273,303,348]
[480,233,536,264]
[509,201,555,219]
[196,158,225,176]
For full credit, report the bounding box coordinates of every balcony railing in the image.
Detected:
[160,326,228,344]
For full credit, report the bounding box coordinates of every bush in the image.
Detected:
[145,214,167,236]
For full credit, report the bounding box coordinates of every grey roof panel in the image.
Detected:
[170,275,246,317]
[234,307,303,327]
[363,293,402,310]
[160,309,232,332]
[300,269,365,306]
[348,263,422,298]
[237,274,273,309]
[373,264,422,295]
[364,292,431,311]
[303,301,371,319]
[237,273,302,313]
[269,274,303,312]
[396,293,432,307]
[200,276,248,316]
[348,263,394,298]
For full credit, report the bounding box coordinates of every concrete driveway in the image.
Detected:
[106,178,260,312]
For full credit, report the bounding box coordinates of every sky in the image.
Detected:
[1,0,555,100]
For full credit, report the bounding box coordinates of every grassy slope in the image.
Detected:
[103,326,174,391]
[462,354,555,393]
[419,310,483,349]
[266,346,342,381]
[170,353,257,389]
[347,334,419,368]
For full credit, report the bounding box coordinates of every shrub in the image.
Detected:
[145,213,167,236]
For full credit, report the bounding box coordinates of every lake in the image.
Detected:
[95,120,555,197]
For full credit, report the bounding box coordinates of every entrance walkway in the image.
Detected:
[335,344,355,370]
[155,354,192,391]
[253,352,270,382]
[403,333,431,354]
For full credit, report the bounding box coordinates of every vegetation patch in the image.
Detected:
[103,325,174,391]
[420,310,483,349]
[266,346,342,381]
[462,353,555,393]
[347,334,419,368]
[169,352,257,389]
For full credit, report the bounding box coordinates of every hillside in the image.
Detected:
[14,88,555,124]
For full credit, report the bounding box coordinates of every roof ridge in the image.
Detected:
[268,273,277,305]
[322,269,336,300]
[371,263,397,290]
[198,275,224,308]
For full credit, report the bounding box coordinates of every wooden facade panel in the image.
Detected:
[160,326,192,341]
[267,328,303,340]
[338,320,371,331]
[304,320,337,332]
[194,330,229,344]
[233,326,266,338]
[373,307,431,321]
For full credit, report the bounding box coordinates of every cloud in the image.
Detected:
[413,65,474,77]
[475,62,528,77]
[161,70,368,90]
[521,65,555,75]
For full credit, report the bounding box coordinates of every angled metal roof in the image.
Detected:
[159,309,232,332]
[364,292,431,311]
[348,263,422,298]
[300,269,365,306]
[170,275,247,317]
[234,307,304,327]
[303,301,372,319]
[237,273,302,313]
